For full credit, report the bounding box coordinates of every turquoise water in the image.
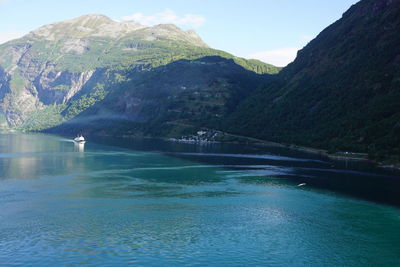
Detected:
[0,133,399,266]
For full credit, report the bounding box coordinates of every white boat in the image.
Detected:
[74,135,86,143]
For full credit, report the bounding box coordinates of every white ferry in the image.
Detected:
[74,135,86,144]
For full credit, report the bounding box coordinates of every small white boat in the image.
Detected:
[297,183,306,187]
[74,135,86,143]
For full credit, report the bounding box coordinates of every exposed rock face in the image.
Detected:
[62,38,90,54]
[3,90,38,126]
[33,66,95,104]
[0,41,96,126]
[5,44,32,73]
[0,67,10,100]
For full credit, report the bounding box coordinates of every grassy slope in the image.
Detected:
[0,36,280,74]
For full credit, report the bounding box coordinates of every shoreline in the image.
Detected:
[163,131,400,172]
[236,138,400,171]
[103,131,400,172]
[9,128,400,172]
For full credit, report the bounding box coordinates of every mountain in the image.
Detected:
[0,14,279,128]
[224,0,400,161]
[27,14,206,46]
[47,56,271,137]
[2,0,399,163]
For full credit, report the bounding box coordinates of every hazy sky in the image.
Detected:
[0,0,359,66]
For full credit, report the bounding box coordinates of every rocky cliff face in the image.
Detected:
[0,41,96,126]
[33,67,95,105]
[0,67,10,100]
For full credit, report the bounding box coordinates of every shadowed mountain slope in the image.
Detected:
[224,0,400,161]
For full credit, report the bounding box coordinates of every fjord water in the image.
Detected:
[0,133,399,266]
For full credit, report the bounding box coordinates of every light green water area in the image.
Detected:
[0,133,399,266]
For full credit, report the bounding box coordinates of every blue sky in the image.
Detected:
[0,0,359,66]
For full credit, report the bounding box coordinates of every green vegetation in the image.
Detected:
[47,56,272,137]
[223,0,400,162]
[64,83,108,119]
[0,113,8,128]
[0,37,279,74]
[9,71,25,93]
[232,58,280,74]
[52,84,70,91]
[19,104,66,131]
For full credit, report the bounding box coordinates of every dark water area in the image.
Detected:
[0,133,399,266]
[92,135,400,207]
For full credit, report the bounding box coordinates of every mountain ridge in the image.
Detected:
[24,14,208,48]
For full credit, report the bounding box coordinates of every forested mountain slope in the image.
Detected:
[225,0,400,161]
[48,56,271,137]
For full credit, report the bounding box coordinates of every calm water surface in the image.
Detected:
[0,133,399,266]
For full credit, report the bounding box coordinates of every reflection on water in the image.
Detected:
[75,141,85,152]
[0,133,399,266]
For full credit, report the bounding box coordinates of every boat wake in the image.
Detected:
[58,138,75,143]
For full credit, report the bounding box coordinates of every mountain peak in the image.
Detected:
[28,14,145,40]
[25,14,207,47]
[69,14,114,25]
[77,14,111,19]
